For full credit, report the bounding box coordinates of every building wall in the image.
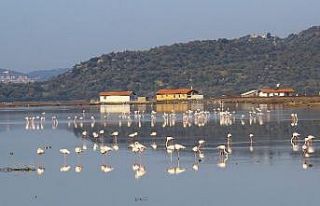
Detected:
[156,94,188,101]
[156,93,204,101]
[258,92,287,97]
[189,94,204,100]
[100,95,131,103]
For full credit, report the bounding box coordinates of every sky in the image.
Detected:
[0,0,319,72]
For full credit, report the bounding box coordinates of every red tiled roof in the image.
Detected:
[99,91,135,96]
[260,88,294,93]
[156,88,197,95]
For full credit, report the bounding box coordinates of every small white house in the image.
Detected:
[99,91,136,103]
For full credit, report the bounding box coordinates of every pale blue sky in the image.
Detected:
[0,0,319,72]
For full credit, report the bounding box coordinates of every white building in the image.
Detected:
[258,88,295,97]
[241,90,258,97]
[99,91,136,103]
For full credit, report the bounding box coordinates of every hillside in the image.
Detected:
[0,26,319,101]
[27,68,70,81]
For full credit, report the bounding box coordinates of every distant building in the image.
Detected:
[241,90,258,97]
[0,70,33,83]
[258,87,295,97]
[156,88,204,101]
[99,91,136,103]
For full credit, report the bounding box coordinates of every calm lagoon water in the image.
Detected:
[0,103,319,206]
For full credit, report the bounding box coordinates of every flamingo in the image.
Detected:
[82,130,88,137]
[111,131,119,151]
[134,141,146,152]
[129,142,146,153]
[59,149,71,172]
[249,134,254,152]
[75,146,84,154]
[192,139,205,152]
[150,132,157,150]
[133,164,146,179]
[173,144,186,160]
[75,165,83,173]
[303,135,316,155]
[60,165,71,172]
[36,147,45,175]
[101,164,114,173]
[36,167,45,175]
[129,132,138,138]
[291,132,300,142]
[36,147,45,155]
[111,131,119,136]
[59,148,70,166]
[217,145,228,156]
[100,145,113,154]
[165,137,175,161]
[93,132,99,138]
[305,135,316,146]
[192,163,199,171]
[59,148,70,155]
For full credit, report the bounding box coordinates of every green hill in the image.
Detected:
[1,26,319,101]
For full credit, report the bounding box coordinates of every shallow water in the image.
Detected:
[0,103,319,206]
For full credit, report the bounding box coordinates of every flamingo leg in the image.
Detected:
[64,155,67,166]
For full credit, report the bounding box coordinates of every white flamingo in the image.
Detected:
[150,132,157,150]
[111,131,119,151]
[101,164,114,173]
[216,145,228,156]
[36,147,45,155]
[249,134,254,152]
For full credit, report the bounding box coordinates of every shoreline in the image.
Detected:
[1,96,320,108]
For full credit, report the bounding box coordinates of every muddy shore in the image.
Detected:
[1,96,320,108]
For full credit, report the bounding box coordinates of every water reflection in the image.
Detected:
[167,159,186,175]
[2,104,320,178]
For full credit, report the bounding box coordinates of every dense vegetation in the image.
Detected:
[1,26,319,101]
[27,68,69,81]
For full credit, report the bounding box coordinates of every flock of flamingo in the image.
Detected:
[23,107,317,176]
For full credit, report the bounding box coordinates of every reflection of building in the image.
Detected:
[100,104,131,113]
[99,91,136,103]
[137,104,147,112]
[156,103,188,113]
[156,102,204,113]
[190,102,204,111]
[156,88,203,101]
[258,87,295,97]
